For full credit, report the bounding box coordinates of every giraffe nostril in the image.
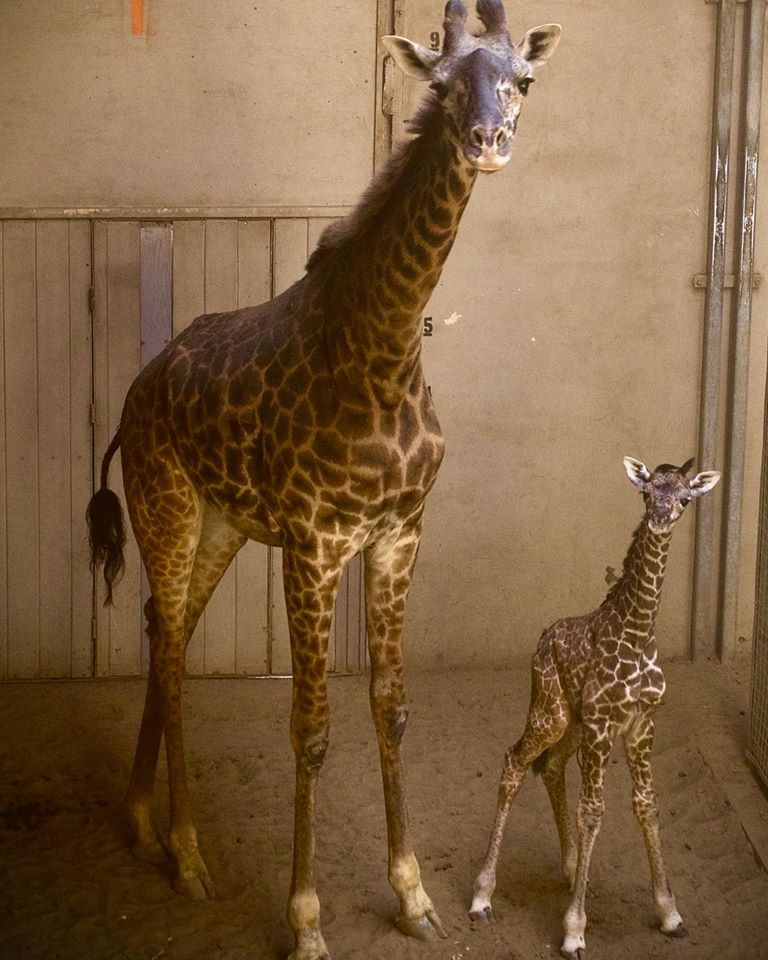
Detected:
[494,127,509,147]
[470,125,486,148]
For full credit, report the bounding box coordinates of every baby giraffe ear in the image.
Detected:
[689,470,722,498]
[381,36,441,80]
[518,23,562,67]
[624,456,651,489]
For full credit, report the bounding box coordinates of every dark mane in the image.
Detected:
[601,519,645,607]
[306,95,443,272]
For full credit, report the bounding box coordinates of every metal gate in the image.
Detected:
[0,218,367,679]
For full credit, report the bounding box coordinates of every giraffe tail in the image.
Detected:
[531,749,549,776]
[86,428,126,606]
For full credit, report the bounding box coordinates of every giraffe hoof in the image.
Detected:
[469,905,495,925]
[664,921,687,939]
[396,908,447,941]
[131,839,168,867]
[172,867,215,900]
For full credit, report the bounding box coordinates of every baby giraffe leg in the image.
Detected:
[623,713,686,938]
[470,704,567,923]
[561,725,612,959]
[538,722,581,887]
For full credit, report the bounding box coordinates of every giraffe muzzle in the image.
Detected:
[466,124,512,171]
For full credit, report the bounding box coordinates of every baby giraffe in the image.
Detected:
[469,456,721,958]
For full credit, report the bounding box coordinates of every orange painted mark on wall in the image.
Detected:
[131,0,144,36]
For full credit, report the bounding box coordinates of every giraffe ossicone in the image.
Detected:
[85,3,561,959]
[469,456,721,960]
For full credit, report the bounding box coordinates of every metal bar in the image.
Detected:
[719,0,766,659]
[691,0,737,659]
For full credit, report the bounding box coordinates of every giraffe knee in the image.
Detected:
[380,704,409,745]
[291,708,330,771]
[632,789,658,824]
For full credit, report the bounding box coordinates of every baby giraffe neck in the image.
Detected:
[608,521,672,646]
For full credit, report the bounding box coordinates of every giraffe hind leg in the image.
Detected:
[126,503,245,898]
[470,704,569,923]
[537,722,582,887]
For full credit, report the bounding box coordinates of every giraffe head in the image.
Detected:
[624,457,721,535]
[382,0,561,172]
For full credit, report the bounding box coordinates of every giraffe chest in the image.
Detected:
[581,637,666,722]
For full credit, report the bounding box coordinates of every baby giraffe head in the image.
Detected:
[624,456,721,535]
[382,0,561,172]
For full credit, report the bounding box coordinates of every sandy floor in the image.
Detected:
[2,656,767,960]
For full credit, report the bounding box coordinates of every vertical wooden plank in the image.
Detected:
[172,220,205,336]
[92,221,109,675]
[235,220,272,675]
[93,221,142,676]
[4,221,40,677]
[0,222,7,677]
[140,223,173,366]
[68,220,94,677]
[172,220,206,674]
[272,219,309,296]
[269,219,310,676]
[36,221,73,677]
[201,219,238,675]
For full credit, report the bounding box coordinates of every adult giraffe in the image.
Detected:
[87,3,560,957]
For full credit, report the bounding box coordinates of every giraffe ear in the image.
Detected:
[624,456,651,489]
[381,36,441,80]
[689,470,721,498]
[518,23,562,67]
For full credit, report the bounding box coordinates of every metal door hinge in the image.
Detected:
[692,272,763,289]
[382,55,396,117]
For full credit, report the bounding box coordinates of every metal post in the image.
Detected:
[691,0,737,659]
[719,0,766,658]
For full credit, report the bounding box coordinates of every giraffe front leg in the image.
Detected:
[283,547,340,960]
[561,726,611,959]
[364,524,446,943]
[624,714,686,938]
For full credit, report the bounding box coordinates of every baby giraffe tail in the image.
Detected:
[86,429,126,605]
[531,749,549,776]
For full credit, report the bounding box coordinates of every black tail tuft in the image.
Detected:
[532,749,549,776]
[87,489,126,606]
[88,429,126,605]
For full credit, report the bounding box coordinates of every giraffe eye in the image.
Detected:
[680,498,690,507]
[518,77,534,95]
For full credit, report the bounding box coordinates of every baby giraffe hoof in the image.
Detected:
[469,904,495,925]
[396,908,447,941]
[663,921,688,939]
[561,933,586,960]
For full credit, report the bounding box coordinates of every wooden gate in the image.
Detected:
[1,217,366,679]
[0,220,94,678]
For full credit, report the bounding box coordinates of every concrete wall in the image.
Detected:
[1,0,764,672]
[0,0,377,209]
[397,0,766,666]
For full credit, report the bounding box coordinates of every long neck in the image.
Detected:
[603,521,672,646]
[308,106,477,404]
